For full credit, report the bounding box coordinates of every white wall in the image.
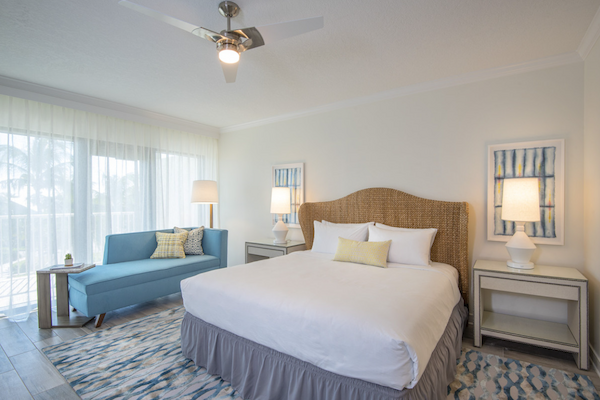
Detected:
[584,36,600,373]
[219,63,585,318]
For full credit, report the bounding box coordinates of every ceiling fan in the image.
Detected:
[119,1,324,83]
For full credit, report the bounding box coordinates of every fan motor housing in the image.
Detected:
[217,42,239,53]
[218,1,240,18]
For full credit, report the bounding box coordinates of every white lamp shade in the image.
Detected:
[271,187,291,214]
[191,180,219,204]
[501,178,540,222]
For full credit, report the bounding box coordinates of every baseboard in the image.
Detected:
[590,342,600,378]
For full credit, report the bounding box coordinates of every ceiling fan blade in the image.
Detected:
[191,27,226,43]
[235,27,265,51]
[220,61,238,83]
[119,0,200,33]
[254,16,323,45]
[119,0,225,43]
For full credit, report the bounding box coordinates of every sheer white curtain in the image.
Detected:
[0,94,218,321]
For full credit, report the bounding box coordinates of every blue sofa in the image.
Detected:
[68,228,227,327]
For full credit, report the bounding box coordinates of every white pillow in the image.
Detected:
[312,221,370,254]
[375,223,437,248]
[321,220,375,228]
[368,225,432,266]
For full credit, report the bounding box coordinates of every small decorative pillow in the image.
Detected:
[174,227,204,255]
[150,231,188,259]
[333,237,391,268]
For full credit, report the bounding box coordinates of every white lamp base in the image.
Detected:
[507,260,534,270]
[505,222,536,270]
[273,216,289,244]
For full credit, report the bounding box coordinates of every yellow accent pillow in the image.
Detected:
[333,237,391,268]
[150,231,188,259]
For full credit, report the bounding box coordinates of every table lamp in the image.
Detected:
[271,187,291,244]
[191,180,218,228]
[501,177,541,269]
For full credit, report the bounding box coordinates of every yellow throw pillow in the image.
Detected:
[150,231,188,259]
[333,237,391,268]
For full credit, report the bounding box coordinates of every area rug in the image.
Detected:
[448,349,599,400]
[43,306,600,400]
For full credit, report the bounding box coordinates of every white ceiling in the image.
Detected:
[1,0,599,130]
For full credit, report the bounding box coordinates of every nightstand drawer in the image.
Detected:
[480,276,579,301]
[247,246,285,258]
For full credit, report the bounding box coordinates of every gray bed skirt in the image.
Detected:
[181,298,467,400]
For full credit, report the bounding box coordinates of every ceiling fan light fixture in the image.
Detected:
[119,0,324,83]
[218,43,240,64]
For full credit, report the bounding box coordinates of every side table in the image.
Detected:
[473,259,589,370]
[245,240,306,263]
[37,263,96,329]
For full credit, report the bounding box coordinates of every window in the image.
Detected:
[0,94,218,320]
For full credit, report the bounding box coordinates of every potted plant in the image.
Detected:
[64,253,73,267]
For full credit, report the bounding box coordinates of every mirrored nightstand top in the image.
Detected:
[474,259,586,281]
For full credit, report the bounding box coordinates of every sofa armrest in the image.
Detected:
[202,229,228,267]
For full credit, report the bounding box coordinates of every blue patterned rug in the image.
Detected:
[449,349,599,400]
[43,306,599,400]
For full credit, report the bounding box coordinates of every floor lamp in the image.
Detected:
[191,180,219,228]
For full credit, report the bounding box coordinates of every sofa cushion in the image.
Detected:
[151,231,188,259]
[175,226,204,255]
[68,255,219,295]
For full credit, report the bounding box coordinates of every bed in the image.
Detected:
[180,187,469,400]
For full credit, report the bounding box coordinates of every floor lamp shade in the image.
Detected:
[501,178,541,269]
[191,180,218,228]
[271,187,291,244]
[191,180,218,204]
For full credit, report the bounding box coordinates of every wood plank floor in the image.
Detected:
[0,295,598,399]
[0,293,183,399]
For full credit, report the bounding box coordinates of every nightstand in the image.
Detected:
[245,240,306,263]
[474,259,589,370]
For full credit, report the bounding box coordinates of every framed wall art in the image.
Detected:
[272,163,304,228]
[487,139,564,245]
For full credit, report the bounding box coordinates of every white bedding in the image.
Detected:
[181,251,461,391]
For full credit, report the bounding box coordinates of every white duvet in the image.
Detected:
[181,251,460,390]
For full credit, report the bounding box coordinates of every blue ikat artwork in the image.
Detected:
[493,146,556,238]
[273,166,302,225]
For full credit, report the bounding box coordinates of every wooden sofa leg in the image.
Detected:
[95,313,106,328]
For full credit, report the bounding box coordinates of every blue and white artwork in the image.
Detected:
[272,163,304,228]
[487,139,564,245]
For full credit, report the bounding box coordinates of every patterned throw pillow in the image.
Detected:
[174,227,204,255]
[333,237,391,268]
[150,231,188,259]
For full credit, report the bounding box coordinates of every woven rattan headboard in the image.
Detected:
[298,188,469,304]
